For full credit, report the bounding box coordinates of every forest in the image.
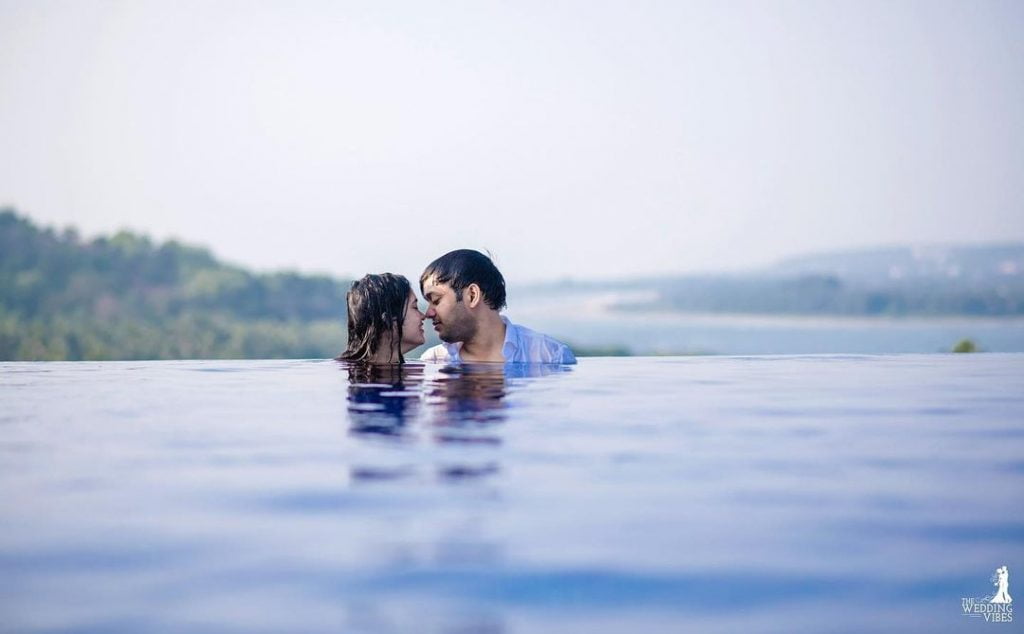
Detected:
[1,209,348,360]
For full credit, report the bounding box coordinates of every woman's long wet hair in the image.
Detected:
[338,273,412,363]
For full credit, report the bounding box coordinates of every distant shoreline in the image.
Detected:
[598,310,1024,329]
[513,289,1024,328]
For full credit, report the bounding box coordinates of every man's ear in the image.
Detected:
[465,283,482,308]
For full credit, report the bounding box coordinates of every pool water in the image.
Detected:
[1,355,1022,633]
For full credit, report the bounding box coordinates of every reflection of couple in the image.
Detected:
[344,362,424,438]
[991,565,1012,603]
[336,249,576,365]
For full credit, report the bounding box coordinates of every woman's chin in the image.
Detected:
[402,337,426,352]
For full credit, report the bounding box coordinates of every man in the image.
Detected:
[419,249,577,364]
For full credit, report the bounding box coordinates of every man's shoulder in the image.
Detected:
[506,320,577,364]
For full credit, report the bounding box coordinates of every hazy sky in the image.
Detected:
[1,0,1022,282]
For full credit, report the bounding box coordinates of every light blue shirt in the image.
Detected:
[420,316,577,364]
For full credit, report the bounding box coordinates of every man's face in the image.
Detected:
[422,276,476,343]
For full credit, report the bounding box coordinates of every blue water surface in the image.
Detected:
[1,355,1022,633]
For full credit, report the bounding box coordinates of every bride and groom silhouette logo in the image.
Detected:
[962,565,1013,622]
[990,565,1012,604]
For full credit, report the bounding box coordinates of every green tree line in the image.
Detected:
[1,209,349,360]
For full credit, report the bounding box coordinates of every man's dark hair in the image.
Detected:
[420,249,507,310]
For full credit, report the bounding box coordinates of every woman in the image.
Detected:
[337,273,425,363]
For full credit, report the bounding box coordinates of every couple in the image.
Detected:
[338,249,576,365]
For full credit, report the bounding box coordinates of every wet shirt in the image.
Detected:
[420,316,577,364]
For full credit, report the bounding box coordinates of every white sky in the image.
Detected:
[1,0,1022,282]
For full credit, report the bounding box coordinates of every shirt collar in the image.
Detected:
[442,340,461,359]
[501,315,517,355]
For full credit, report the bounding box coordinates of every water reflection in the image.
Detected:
[427,363,509,430]
[344,362,503,485]
[341,362,572,483]
[344,362,425,440]
[420,364,509,482]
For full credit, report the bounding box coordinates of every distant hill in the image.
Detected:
[769,244,1024,286]
[523,244,1024,317]
[0,209,350,360]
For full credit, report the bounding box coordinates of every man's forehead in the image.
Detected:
[422,276,451,295]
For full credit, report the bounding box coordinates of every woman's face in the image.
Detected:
[400,291,426,352]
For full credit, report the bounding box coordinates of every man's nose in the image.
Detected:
[425,306,436,318]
